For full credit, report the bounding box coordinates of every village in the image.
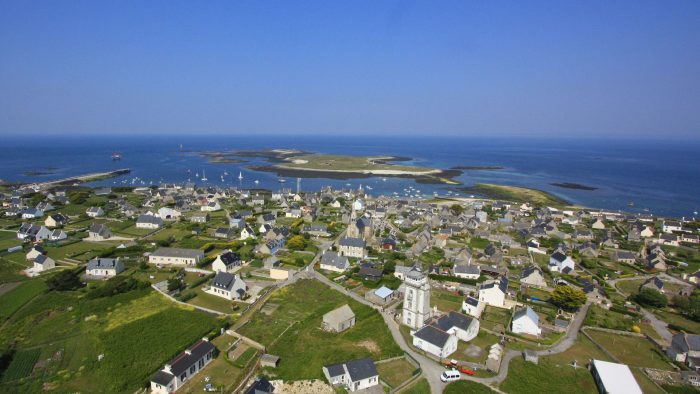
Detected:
[0,180,699,394]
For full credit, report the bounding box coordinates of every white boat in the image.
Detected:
[254,180,260,185]
[238,171,243,180]
[223,170,229,176]
[201,170,207,181]
[382,178,387,181]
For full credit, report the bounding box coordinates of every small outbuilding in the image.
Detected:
[322,304,356,333]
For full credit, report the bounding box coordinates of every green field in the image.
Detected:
[445,380,494,393]
[376,358,415,388]
[0,280,47,320]
[240,279,402,380]
[0,230,21,250]
[587,330,672,370]
[45,240,120,262]
[0,287,220,393]
[401,378,430,394]
[431,289,463,312]
[654,309,700,334]
[1,348,41,382]
[501,358,598,393]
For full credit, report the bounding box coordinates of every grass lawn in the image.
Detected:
[0,288,220,393]
[0,230,21,250]
[632,368,664,394]
[481,306,511,332]
[584,304,637,331]
[146,226,192,242]
[186,287,238,314]
[46,240,120,262]
[587,330,672,370]
[445,380,494,393]
[376,358,416,388]
[112,224,152,237]
[654,309,700,334]
[0,279,47,321]
[616,279,644,295]
[0,254,31,283]
[240,279,402,380]
[431,289,463,313]
[455,330,499,363]
[400,378,430,394]
[178,352,243,393]
[500,358,599,393]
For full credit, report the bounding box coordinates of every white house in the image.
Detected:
[211,250,243,273]
[319,251,350,273]
[86,207,104,217]
[206,272,246,300]
[136,214,164,229]
[520,266,547,288]
[149,247,204,266]
[431,311,480,342]
[158,207,181,221]
[86,258,124,278]
[478,277,508,308]
[45,213,68,228]
[21,208,44,219]
[17,223,51,241]
[26,246,46,261]
[322,358,379,392]
[239,226,255,240]
[549,251,575,273]
[33,254,55,272]
[201,201,221,212]
[49,229,67,241]
[462,296,484,318]
[150,339,216,394]
[511,306,541,336]
[662,220,682,233]
[453,264,481,280]
[338,236,365,258]
[411,324,458,359]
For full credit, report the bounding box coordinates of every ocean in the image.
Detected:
[1,134,698,219]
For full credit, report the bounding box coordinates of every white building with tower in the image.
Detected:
[402,265,431,329]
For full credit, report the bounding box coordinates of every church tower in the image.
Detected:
[402,264,431,329]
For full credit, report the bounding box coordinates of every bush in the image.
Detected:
[86,277,150,299]
[46,269,84,291]
[634,288,667,308]
[551,286,586,311]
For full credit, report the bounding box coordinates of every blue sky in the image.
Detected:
[1,1,699,138]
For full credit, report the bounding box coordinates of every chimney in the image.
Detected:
[163,364,172,373]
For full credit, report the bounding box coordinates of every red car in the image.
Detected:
[459,366,476,375]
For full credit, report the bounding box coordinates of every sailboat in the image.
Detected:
[201,170,207,181]
[238,171,243,180]
[254,180,260,185]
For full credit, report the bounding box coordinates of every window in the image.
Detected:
[190,365,196,374]
[180,373,187,382]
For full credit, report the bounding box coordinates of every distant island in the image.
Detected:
[460,183,569,206]
[550,182,598,191]
[451,165,504,170]
[248,149,461,185]
[199,149,463,184]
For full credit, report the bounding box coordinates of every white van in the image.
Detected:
[440,369,461,382]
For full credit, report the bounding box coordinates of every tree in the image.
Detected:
[286,235,306,251]
[46,269,84,291]
[634,288,667,308]
[449,204,464,216]
[383,260,396,275]
[167,278,183,292]
[673,294,700,322]
[550,285,586,311]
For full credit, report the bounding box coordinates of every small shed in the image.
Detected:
[261,354,280,368]
[523,350,538,364]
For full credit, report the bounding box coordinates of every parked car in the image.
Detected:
[440,370,461,382]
